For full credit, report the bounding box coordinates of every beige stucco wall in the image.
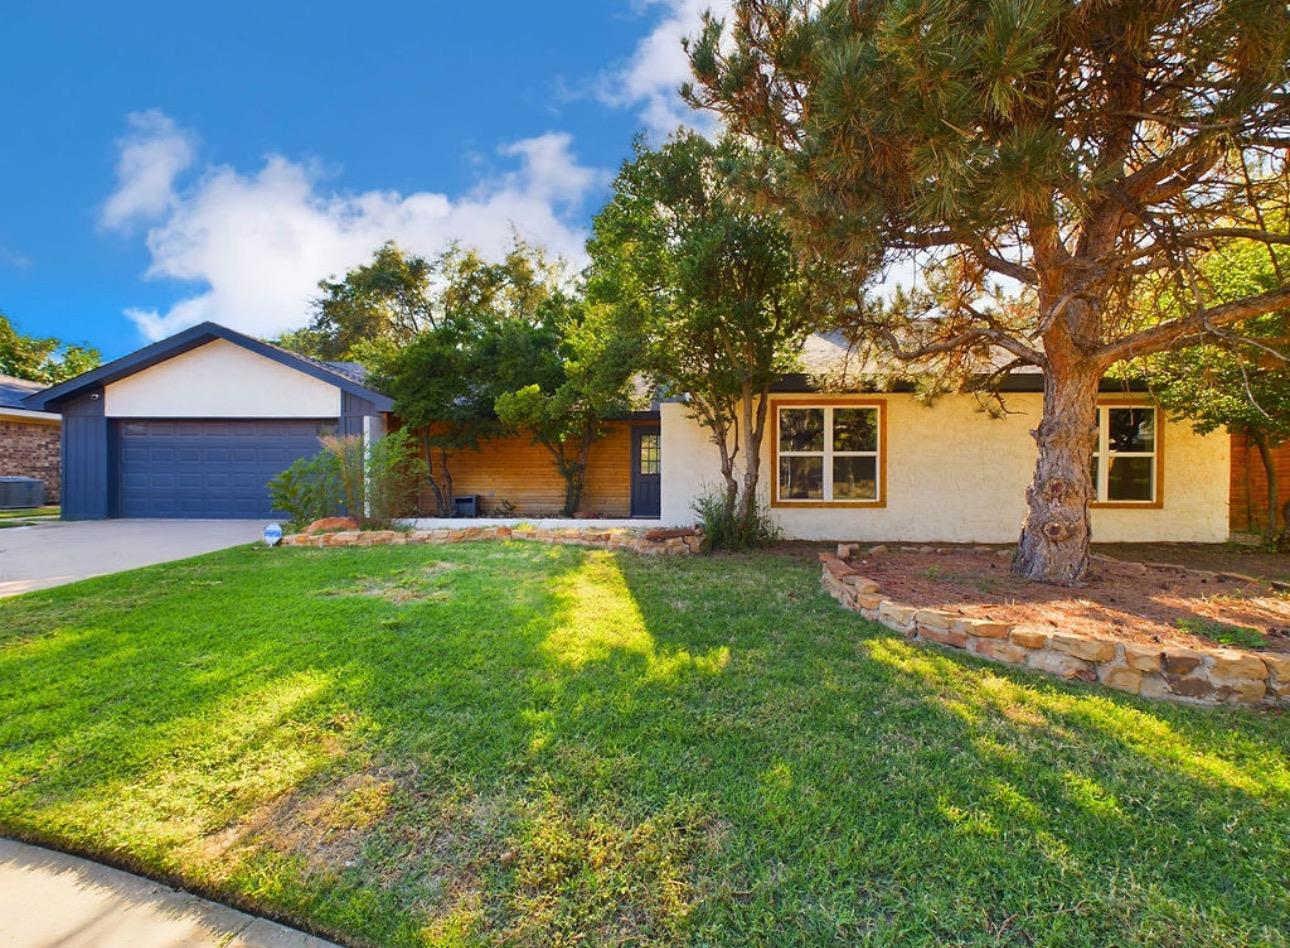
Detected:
[660,393,1230,543]
[104,339,341,418]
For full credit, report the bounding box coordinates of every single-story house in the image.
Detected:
[23,322,391,519]
[0,373,61,503]
[27,322,1230,543]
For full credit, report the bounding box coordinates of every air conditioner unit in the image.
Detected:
[0,476,44,509]
[452,495,479,518]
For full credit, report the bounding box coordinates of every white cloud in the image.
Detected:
[109,114,610,342]
[600,0,732,139]
[100,110,196,231]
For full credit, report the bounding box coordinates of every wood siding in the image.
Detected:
[413,421,646,517]
[1230,433,1290,532]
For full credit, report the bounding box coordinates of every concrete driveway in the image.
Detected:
[0,519,266,597]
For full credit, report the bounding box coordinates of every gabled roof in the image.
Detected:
[23,321,394,412]
[0,374,47,410]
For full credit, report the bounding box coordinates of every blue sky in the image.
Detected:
[1,1,724,358]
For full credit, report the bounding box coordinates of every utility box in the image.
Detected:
[452,495,480,518]
[0,476,44,510]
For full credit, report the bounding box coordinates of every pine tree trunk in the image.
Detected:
[1013,363,1100,585]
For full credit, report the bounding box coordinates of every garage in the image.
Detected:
[22,322,392,520]
[116,419,336,518]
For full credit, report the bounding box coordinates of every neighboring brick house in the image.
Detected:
[0,374,60,504]
[1230,432,1290,534]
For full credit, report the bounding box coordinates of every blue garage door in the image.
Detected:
[117,419,334,518]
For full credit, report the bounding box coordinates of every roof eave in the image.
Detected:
[23,321,393,412]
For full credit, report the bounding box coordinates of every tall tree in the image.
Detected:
[494,296,640,516]
[588,131,838,526]
[0,313,100,384]
[375,240,570,514]
[688,0,1290,583]
[1136,233,1290,545]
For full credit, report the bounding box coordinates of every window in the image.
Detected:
[638,433,660,475]
[775,403,883,505]
[1091,405,1158,504]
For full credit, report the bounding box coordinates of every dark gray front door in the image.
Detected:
[116,419,332,518]
[630,427,661,518]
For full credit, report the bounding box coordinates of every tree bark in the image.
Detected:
[1253,434,1279,544]
[737,386,770,527]
[1013,361,1101,584]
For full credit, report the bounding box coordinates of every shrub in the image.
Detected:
[364,428,428,523]
[267,452,342,532]
[268,430,428,531]
[320,434,366,519]
[691,486,780,552]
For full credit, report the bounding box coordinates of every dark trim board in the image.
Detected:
[23,321,393,413]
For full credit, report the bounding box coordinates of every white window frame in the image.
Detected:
[1092,404,1159,505]
[775,403,883,505]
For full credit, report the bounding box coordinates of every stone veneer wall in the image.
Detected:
[821,551,1289,708]
[0,419,60,503]
[282,524,702,555]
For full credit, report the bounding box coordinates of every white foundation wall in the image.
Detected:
[105,339,341,418]
[660,394,1230,543]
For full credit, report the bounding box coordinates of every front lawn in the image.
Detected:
[1,543,1286,945]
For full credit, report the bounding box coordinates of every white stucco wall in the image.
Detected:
[660,393,1230,543]
[104,339,341,418]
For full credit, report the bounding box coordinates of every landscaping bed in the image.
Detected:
[846,546,1290,654]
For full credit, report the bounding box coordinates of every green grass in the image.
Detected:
[1176,617,1270,650]
[0,505,58,525]
[1,543,1287,946]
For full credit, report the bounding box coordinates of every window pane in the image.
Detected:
[1108,407,1155,452]
[1107,456,1154,501]
[833,456,877,500]
[1090,455,1099,495]
[833,408,878,452]
[780,408,824,452]
[638,434,660,475]
[779,455,823,499]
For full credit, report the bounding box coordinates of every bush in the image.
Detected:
[691,486,780,552]
[267,452,342,532]
[364,428,428,523]
[268,430,428,531]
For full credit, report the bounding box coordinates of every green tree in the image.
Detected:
[494,296,639,516]
[689,0,1290,584]
[1136,235,1290,545]
[375,240,626,516]
[587,131,839,529]
[0,313,100,384]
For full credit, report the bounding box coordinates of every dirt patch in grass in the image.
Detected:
[848,548,1290,652]
[320,561,458,605]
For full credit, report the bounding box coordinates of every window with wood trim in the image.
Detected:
[1091,405,1159,504]
[775,404,883,505]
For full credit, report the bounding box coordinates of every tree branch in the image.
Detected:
[1096,285,1290,366]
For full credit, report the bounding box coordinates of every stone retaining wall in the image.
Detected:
[282,524,702,555]
[820,552,1288,708]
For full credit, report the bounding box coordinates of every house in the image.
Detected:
[0,373,61,503]
[27,322,1230,543]
[22,322,391,519]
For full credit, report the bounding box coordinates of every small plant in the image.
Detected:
[268,452,342,532]
[691,487,779,552]
[493,497,518,517]
[364,429,428,524]
[922,565,944,580]
[1175,617,1268,650]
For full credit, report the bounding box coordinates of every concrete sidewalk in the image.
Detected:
[0,838,339,947]
[0,519,265,597]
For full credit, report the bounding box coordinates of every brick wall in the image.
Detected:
[0,419,60,503]
[1230,432,1290,532]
